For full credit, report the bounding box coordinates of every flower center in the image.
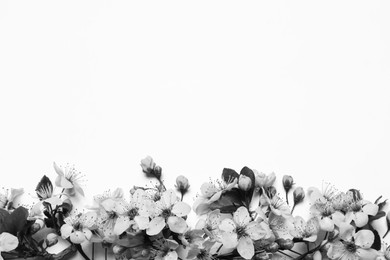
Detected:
[235,226,247,238]
[73,222,82,231]
[127,208,139,220]
[350,203,362,212]
[108,211,117,219]
[344,241,357,253]
[162,208,172,219]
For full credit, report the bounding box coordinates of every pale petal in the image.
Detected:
[55,175,73,189]
[80,211,97,228]
[221,231,238,248]
[134,216,150,230]
[307,187,324,204]
[195,219,206,229]
[200,183,218,197]
[246,221,266,240]
[354,230,374,249]
[0,232,19,252]
[332,211,346,227]
[73,183,85,197]
[146,217,166,236]
[113,200,128,215]
[237,236,255,259]
[114,216,131,235]
[356,248,379,260]
[172,202,191,217]
[304,234,317,242]
[320,217,334,232]
[327,241,346,259]
[363,203,379,216]
[163,189,179,207]
[338,222,355,241]
[53,162,64,176]
[101,198,116,212]
[219,219,236,233]
[45,196,63,208]
[82,228,92,240]
[60,224,73,239]
[70,231,86,244]
[167,216,188,234]
[233,207,251,226]
[354,211,368,228]
[165,251,178,260]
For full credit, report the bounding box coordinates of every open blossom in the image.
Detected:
[109,189,155,235]
[60,211,97,244]
[0,188,24,210]
[53,162,85,196]
[147,189,191,236]
[289,216,320,242]
[195,209,223,241]
[327,226,378,260]
[193,178,237,215]
[0,232,19,260]
[254,170,276,189]
[344,192,378,228]
[219,206,270,259]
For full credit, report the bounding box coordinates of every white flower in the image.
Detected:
[219,206,269,259]
[53,162,85,196]
[254,171,276,188]
[289,216,320,242]
[60,212,97,244]
[327,228,378,260]
[147,189,191,236]
[0,232,19,260]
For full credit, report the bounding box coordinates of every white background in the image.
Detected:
[1,1,390,258]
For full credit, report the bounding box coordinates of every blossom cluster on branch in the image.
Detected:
[1,157,390,260]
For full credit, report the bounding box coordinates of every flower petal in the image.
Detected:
[354,230,374,249]
[356,248,378,260]
[338,222,355,241]
[134,216,149,230]
[165,251,178,260]
[362,203,379,216]
[163,189,178,207]
[172,202,191,217]
[327,241,345,259]
[101,198,116,212]
[237,236,255,259]
[114,216,131,235]
[246,221,267,240]
[219,219,236,233]
[82,228,92,240]
[60,224,73,239]
[221,231,238,248]
[167,216,188,234]
[146,217,166,236]
[0,232,19,252]
[233,207,251,226]
[353,211,368,228]
[70,231,86,244]
[320,217,334,232]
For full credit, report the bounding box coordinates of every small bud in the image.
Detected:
[45,233,59,247]
[282,175,294,193]
[175,175,190,193]
[293,187,305,204]
[313,251,322,260]
[255,171,276,188]
[276,238,294,250]
[265,242,279,253]
[140,156,156,175]
[238,175,252,191]
[112,245,125,254]
[153,165,162,179]
[30,223,42,234]
[130,187,136,195]
[254,251,270,260]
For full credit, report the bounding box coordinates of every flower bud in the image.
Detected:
[313,251,322,260]
[30,223,42,234]
[255,171,276,189]
[175,175,190,193]
[265,186,277,199]
[45,233,59,247]
[254,251,270,260]
[140,156,156,174]
[238,175,252,191]
[265,242,279,253]
[282,175,294,193]
[130,187,136,195]
[293,187,305,204]
[154,166,162,179]
[276,238,294,250]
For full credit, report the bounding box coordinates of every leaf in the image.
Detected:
[369,211,386,223]
[208,188,244,213]
[240,166,256,190]
[221,168,239,184]
[36,175,53,200]
[0,206,29,235]
[370,228,381,250]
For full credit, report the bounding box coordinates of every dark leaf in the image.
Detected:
[371,228,381,250]
[348,189,362,201]
[36,175,53,200]
[378,200,388,212]
[221,168,239,184]
[369,211,386,222]
[240,166,255,190]
[0,206,29,235]
[208,188,244,213]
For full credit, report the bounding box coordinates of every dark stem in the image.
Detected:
[105,247,108,260]
[383,229,390,238]
[92,243,95,260]
[291,203,296,214]
[278,250,294,259]
[75,244,91,260]
[285,191,289,205]
[288,249,302,256]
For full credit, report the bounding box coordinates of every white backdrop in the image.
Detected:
[1,1,390,259]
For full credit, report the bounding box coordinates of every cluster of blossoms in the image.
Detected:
[1,158,390,260]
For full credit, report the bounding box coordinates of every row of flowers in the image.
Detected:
[1,157,390,260]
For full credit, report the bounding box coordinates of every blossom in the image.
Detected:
[60,211,97,244]
[254,170,276,189]
[154,239,179,260]
[327,228,378,260]
[141,156,157,175]
[53,162,85,196]
[0,188,24,210]
[109,189,155,235]
[344,195,378,228]
[289,216,320,242]
[0,232,18,260]
[195,209,223,241]
[147,189,191,235]
[219,206,269,259]
[185,241,216,260]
